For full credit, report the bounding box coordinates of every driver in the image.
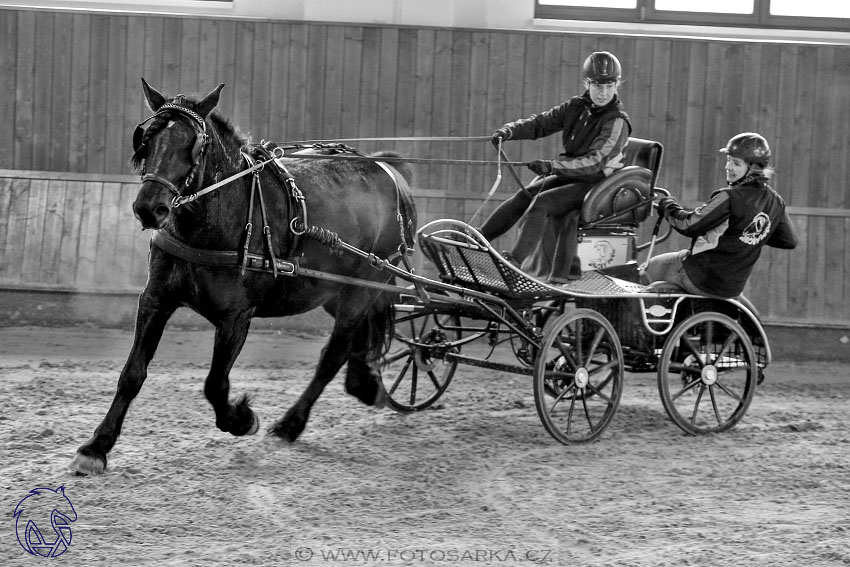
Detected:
[644,132,798,298]
[479,51,632,272]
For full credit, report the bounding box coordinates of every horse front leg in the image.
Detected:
[203,309,260,437]
[70,295,175,475]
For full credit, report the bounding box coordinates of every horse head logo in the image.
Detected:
[589,240,617,269]
[13,486,77,557]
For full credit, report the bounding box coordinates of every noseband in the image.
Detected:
[133,97,210,203]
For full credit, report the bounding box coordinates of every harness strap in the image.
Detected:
[172,156,274,208]
[151,229,297,275]
[373,160,416,272]
[254,168,280,278]
[241,153,257,276]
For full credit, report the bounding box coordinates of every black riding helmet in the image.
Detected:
[582,51,622,84]
[719,132,771,167]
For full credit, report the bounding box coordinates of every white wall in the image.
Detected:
[0,0,537,29]
[2,0,847,43]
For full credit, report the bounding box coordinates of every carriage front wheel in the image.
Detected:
[381,306,461,412]
[657,312,757,435]
[533,309,624,444]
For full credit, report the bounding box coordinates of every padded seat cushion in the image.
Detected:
[580,166,652,225]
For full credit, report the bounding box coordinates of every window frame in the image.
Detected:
[535,0,850,32]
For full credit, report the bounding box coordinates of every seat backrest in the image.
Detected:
[622,137,663,186]
[579,137,663,227]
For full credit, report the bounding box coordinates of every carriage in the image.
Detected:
[379,137,768,444]
[71,83,770,474]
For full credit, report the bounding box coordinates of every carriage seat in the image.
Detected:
[579,137,663,227]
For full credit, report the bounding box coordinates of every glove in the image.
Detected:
[490,127,511,148]
[655,196,678,218]
[528,159,553,176]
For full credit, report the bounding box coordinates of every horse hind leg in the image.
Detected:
[204,309,261,437]
[268,327,350,442]
[344,296,393,408]
[269,287,387,442]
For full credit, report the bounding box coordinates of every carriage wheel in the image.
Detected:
[657,312,757,435]
[381,309,461,412]
[533,309,624,444]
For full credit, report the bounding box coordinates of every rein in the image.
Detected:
[172,149,280,208]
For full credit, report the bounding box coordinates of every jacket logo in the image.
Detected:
[739,212,771,246]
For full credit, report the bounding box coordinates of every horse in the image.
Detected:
[70,79,416,475]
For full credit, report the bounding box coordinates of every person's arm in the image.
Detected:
[499,102,571,142]
[549,116,630,180]
[657,190,732,238]
[767,208,798,249]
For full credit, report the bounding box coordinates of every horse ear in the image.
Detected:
[197,83,225,118]
[141,78,166,112]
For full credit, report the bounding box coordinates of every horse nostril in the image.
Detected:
[154,204,171,220]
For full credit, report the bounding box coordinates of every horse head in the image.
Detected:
[131,79,225,229]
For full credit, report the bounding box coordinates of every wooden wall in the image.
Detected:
[0,169,845,326]
[1,8,849,327]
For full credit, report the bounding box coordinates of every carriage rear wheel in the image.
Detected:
[533,309,624,444]
[381,307,461,412]
[657,312,757,435]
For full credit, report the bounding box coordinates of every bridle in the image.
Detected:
[132,96,210,202]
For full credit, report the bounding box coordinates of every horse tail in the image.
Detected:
[363,290,396,362]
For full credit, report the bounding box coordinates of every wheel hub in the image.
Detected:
[575,367,589,388]
[413,347,436,371]
[701,364,718,385]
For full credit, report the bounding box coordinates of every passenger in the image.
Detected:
[644,132,798,298]
[479,51,632,272]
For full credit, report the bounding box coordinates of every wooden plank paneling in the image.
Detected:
[0,177,14,272]
[106,16,129,174]
[21,179,48,282]
[0,10,847,209]
[0,170,847,328]
[250,22,273,138]
[198,19,219,100]
[0,178,30,282]
[12,11,34,169]
[74,181,103,289]
[38,179,66,284]
[0,11,17,163]
[0,9,849,328]
[58,180,85,286]
[268,23,291,141]
[232,21,255,130]
[69,14,92,172]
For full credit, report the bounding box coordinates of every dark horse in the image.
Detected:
[70,80,416,475]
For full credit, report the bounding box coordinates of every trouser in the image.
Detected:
[478,175,592,258]
[643,250,706,295]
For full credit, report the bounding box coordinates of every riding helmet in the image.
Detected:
[582,51,622,84]
[719,132,771,167]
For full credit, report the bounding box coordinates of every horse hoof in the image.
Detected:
[268,420,302,443]
[372,385,388,409]
[247,411,260,436]
[70,452,105,476]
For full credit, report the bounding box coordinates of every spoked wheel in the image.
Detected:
[657,312,757,435]
[533,309,624,444]
[381,307,461,412]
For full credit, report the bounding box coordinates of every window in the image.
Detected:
[536,0,850,31]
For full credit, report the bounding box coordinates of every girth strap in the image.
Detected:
[151,230,297,275]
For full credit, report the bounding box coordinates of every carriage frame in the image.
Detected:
[366,137,770,444]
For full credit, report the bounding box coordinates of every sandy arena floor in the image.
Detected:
[1,325,848,566]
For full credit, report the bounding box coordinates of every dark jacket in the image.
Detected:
[660,172,798,297]
[504,92,632,182]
